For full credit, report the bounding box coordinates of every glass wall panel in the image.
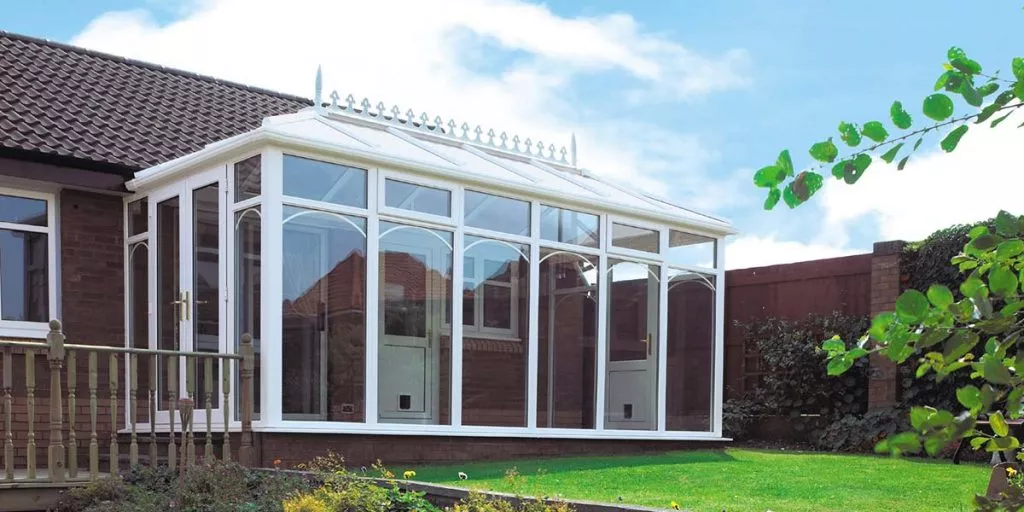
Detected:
[235,207,261,417]
[282,207,367,421]
[129,242,150,394]
[283,155,367,208]
[605,259,659,430]
[464,191,530,236]
[128,199,148,236]
[0,194,46,226]
[378,222,453,424]
[234,156,262,202]
[0,231,48,321]
[537,249,598,429]
[384,179,451,217]
[461,236,529,427]
[156,197,180,409]
[667,230,716,269]
[193,183,220,409]
[539,205,599,247]
[666,271,715,432]
[611,223,659,253]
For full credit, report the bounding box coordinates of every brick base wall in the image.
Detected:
[867,240,905,409]
[256,433,727,468]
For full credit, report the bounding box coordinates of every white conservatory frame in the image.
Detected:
[123,87,734,441]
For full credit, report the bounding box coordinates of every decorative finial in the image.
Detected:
[314,65,324,114]
[571,132,577,167]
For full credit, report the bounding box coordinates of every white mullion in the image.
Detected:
[365,167,380,425]
[231,195,261,212]
[657,246,669,432]
[261,149,284,427]
[281,195,368,218]
[536,239,600,257]
[595,214,609,431]
[462,226,532,246]
[527,199,540,430]
[451,185,465,427]
[713,237,726,436]
[0,221,48,233]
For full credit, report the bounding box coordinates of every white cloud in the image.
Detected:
[822,108,1024,243]
[70,0,749,207]
[724,234,864,270]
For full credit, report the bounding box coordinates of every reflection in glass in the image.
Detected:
[538,249,598,429]
[667,230,716,269]
[128,199,148,236]
[611,223,659,253]
[605,259,659,430]
[539,206,599,247]
[282,207,367,421]
[283,155,367,208]
[193,184,220,409]
[234,156,262,202]
[0,231,48,322]
[384,179,450,217]
[666,272,715,432]
[464,190,530,235]
[461,236,529,427]
[129,242,150,395]
[378,222,452,424]
[235,208,261,417]
[0,194,46,226]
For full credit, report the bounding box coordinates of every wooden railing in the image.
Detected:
[0,321,255,484]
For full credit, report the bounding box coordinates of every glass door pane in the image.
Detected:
[192,183,220,410]
[605,259,659,430]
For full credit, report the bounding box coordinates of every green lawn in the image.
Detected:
[410,448,990,512]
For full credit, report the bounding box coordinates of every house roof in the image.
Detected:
[0,31,310,174]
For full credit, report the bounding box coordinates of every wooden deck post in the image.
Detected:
[3,347,13,482]
[47,320,66,483]
[239,334,255,467]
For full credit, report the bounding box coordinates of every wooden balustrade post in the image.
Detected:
[108,354,118,475]
[149,354,157,468]
[88,352,98,481]
[26,349,36,480]
[67,350,78,479]
[3,347,13,482]
[204,357,214,461]
[167,355,177,473]
[222,358,231,462]
[185,356,195,467]
[129,354,139,467]
[47,320,66,483]
[239,334,255,467]
[177,396,194,470]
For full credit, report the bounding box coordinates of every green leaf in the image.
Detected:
[868,312,895,340]
[940,125,969,152]
[961,276,987,298]
[897,156,910,171]
[910,407,930,430]
[951,57,982,76]
[1009,387,1024,419]
[1015,82,1024,102]
[982,356,1014,385]
[990,265,1018,297]
[913,137,924,151]
[960,81,983,107]
[1013,57,1024,81]
[944,330,980,362]
[992,112,1014,128]
[895,289,929,323]
[971,436,988,450]
[838,121,862,147]
[992,411,1010,437]
[775,150,794,178]
[978,82,999,97]
[861,121,888,143]
[822,336,845,354]
[886,432,922,454]
[827,353,855,376]
[880,143,904,164]
[927,284,955,308]
[934,70,956,92]
[763,187,781,210]
[947,46,967,62]
[890,101,912,129]
[832,154,872,184]
[970,225,990,239]
[997,240,1024,259]
[923,94,954,121]
[786,171,823,206]
[809,139,839,163]
[957,385,982,409]
[973,233,1001,251]
[753,165,784,188]
[995,210,1019,237]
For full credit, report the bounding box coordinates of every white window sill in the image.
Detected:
[0,321,51,340]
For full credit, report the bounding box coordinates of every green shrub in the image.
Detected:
[722,398,761,440]
[813,408,910,452]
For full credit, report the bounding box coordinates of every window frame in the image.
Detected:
[0,186,58,338]
[459,253,521,340]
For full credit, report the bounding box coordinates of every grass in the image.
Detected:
[410,448,990,512]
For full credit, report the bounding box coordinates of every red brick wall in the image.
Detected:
[867,241,905,409]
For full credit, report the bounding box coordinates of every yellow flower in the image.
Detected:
[403,470,417,479]
[1008,467,1018,477]
[670,501,680,510]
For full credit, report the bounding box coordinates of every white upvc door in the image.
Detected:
[149,167,227,427]
[605,265,658,430]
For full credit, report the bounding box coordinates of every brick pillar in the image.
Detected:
[867,240,905,409]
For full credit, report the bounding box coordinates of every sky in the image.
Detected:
[2,0,1023,269]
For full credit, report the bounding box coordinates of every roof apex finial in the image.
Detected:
[314,65,324,114]
[570,132,577,167]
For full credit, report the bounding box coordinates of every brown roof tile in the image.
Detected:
[0,31,311,173]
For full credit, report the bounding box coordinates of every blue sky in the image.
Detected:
[3,0,1022,268]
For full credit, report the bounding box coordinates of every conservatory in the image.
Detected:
[122,83,733,441]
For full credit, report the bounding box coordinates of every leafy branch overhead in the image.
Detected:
[754,48,1024,210]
